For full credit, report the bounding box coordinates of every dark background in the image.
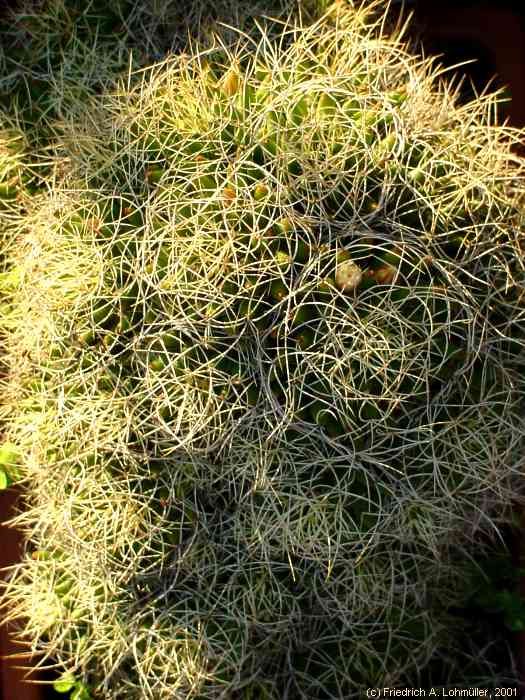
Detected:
[406,0,525,129]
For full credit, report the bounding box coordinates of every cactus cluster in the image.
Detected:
[0,0,327,148]
[1,1,525,697]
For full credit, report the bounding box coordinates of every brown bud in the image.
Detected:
[222,66,240,96]
[374,264,396,285]
[223,187,236,205]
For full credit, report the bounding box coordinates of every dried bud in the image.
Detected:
[374,264,396,285]
[222,66,240,96]
[223,187,236,205]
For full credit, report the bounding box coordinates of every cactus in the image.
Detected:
[0,116,35,494]
[0,0,331,149]
[0,1,137,140]
[1,1,525,697]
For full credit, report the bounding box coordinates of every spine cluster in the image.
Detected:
[1,2,524,697]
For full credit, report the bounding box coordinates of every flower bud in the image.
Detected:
[335,260,363,293]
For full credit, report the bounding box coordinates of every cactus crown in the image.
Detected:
[1,2,524,696]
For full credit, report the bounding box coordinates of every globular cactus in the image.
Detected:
[1,1,525,697]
